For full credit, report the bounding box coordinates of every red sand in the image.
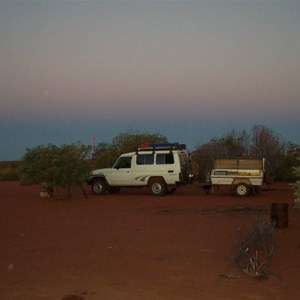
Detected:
[0,181,299,300]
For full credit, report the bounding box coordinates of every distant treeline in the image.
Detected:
[1,126,300,183]
[0,161,20,181]
[0,161,19,168]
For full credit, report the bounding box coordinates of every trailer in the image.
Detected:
[209,157,265,196]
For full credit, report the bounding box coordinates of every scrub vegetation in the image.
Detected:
[192,125,300,183]
[16,131,166,198]
[291,157,300,208]
[92,129,168,168]
[18,143,91,198]
[2,125,300,200]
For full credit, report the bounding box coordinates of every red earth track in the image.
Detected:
[0,181,299,300]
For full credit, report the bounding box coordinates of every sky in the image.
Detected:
[1,0,300,160]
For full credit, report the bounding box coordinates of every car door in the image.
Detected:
[110,156,133,186]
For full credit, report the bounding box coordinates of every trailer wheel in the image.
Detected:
[235,183,250,197]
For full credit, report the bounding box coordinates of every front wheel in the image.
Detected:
[235,183,250,197]
[91,178,107,195]
[149,179,167,196]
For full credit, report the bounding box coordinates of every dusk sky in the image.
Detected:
[1,0,300,160]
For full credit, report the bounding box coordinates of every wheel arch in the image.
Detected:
[90,176,110,187]
[89,175,108,184]
[147,176,166,186]
[232,178,251,186]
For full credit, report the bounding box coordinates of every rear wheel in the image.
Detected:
[149,179,167,196]
[91,178,107,195]
[235,183,250,197]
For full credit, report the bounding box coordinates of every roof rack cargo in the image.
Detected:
[136,143,186,151]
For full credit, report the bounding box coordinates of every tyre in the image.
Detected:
[91,178,107,195]
[149,179,167,196]
[235,183,250,197]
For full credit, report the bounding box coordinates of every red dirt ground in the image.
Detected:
[0,181,299,300]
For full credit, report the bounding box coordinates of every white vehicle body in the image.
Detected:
[88,143,192,196]
[210,157,265,196]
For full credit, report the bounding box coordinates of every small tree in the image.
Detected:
[193,125,288,182]
[18,143,92,198]
[250,125,286,178]
[291,157,300,208]
[192,130,250,181]
[93,143,118,169]
[235,217,276,279]
[94,130,168,168]
[18,144,61,186]
[277,142,300,181]
[111,129,168,156]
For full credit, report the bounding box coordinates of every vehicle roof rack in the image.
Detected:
[136,143,186,152]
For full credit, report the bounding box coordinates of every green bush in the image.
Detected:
[18,142,92,197]
[291,157,300,208]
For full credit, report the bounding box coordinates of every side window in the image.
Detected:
[114,157,132,169]
[156,153,174,165]
[136,154,154,165]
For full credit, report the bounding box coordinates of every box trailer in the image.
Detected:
[210,157,265,196]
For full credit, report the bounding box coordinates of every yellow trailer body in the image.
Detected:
[210,157,265,196]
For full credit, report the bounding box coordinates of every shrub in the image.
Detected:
[291,157,300,208]
[18,143,92,198]
[235,217,275,279]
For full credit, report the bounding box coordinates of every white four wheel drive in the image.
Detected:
[87,143,192,196]
[210,157,265,196]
